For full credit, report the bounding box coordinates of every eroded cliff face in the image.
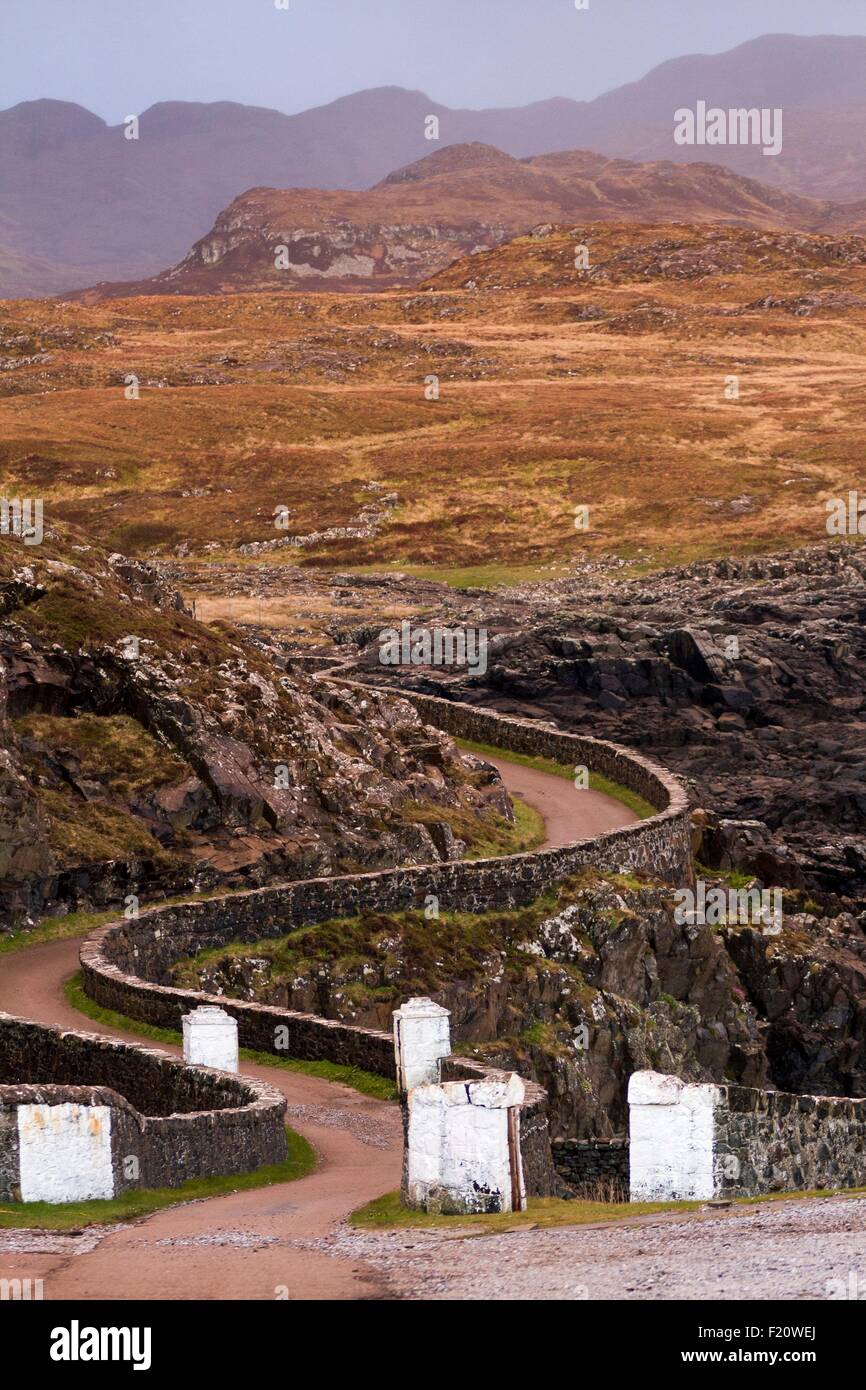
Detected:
[165,200,506,292]
[724,911,866,1098]
[0,529,515,923]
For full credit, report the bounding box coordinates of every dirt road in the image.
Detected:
[0,936,402,1300]
[485,753,638,848]
[0,755,628,1300]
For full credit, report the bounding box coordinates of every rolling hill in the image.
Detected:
[1,34,865,297]
[75,143,866,299]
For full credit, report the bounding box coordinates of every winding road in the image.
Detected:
[0,755,635,1301]
[484,755,638,849]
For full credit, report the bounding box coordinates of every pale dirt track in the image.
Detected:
[0,757,635,1300]
[484,754,638,848]
[312,1195,866,1302]
[0,937,403,1301]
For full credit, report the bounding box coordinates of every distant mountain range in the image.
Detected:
[75,142,866,300]
[1,33,865,297]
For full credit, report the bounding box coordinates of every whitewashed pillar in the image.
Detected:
[182,1005,239,1074]
[406,1073,526,1214]
[17,1103,115,1203]
[393,997,451,1094]
[628,1070,719,1201]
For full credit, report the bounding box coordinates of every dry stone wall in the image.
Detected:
[0,1013,287,1201]
[78,684,690,1201]
[553,1137,629,1198]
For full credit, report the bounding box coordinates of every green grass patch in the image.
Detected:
[352,1184,866,1234]
[0,906,116,957]
[694,861,756,890]
[351,1191,702,1232]
[63,973,397,1101]
[456,738,658,820]
[0,1127,315,1231]
[404,795,546,859]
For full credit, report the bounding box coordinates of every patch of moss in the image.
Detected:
[15,712,188,798]
[404,794,546,858]
[33,787,177,869]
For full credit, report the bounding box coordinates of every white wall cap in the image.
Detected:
[393,997,451,1021]
[411,1074,525,1109]
[628,1071,685,1106]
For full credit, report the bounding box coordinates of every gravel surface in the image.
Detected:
[0,1228,117,1256]
[304,1197,866,1300]
[283,1102,399,1149]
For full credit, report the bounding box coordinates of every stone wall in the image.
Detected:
[78,685,690,1204]
[323,668,694,888]
[553,1137,629,1198]
[629,1070,866,1201]
[715,1085,866,1198]
[0,1013,287,1201]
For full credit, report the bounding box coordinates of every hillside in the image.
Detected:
[1,216,864,578]
[1,34,865,297]
[75,144,866,299]
[0,527,524,922]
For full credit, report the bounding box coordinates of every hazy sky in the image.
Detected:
[2,0,865,120]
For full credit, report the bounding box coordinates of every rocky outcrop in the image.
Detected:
[355,542,866,902]
[0,530,516,923]
[725,909,866,1097]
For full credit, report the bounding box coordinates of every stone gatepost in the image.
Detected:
[182,1005,239,1074]
[393,997,451,1094]
[628,1070,719,1201]
[17,1103,116,1203]
[405,1072,527,1214]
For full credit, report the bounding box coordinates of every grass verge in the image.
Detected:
[0,888,239,958]
[351,1191,701,1233]
[456,738,658,821]
[0,1127,315,1231]
[63,972,397,1101]
[352,1185,866,1236]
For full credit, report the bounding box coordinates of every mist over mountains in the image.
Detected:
[1,33,865,297]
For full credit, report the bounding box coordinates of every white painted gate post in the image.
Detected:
[182,1005,239,1074]
[393,997,451,1094]
[628,1071,719,1201]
